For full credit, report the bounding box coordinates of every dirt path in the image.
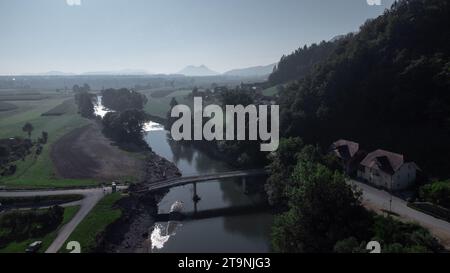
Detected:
[51,123,144,182]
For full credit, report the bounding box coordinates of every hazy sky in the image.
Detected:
[0,0,395,75]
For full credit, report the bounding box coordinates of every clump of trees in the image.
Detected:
[166,88,269,167]
[419,180,450,209]
[22,122,33,138]
[102,109,149,145]
[1,123,50,177]
[0,206,64,248]
[72,83,91,93]
[74,91,96,118]
[101,88,148,112]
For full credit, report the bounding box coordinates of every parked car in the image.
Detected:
[25,241,42,253]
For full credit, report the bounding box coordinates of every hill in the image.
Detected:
[276,0,450,176]
[177,65,219,76]
[269,40,338,85]
[224,63,276,77]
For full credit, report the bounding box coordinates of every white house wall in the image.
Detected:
[357,163,417,191]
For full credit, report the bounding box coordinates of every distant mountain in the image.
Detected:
[43,71,77,76]
[20,71,76,76]
[178,65,219,76]
[224,63,276,77]
[82,69,149,76]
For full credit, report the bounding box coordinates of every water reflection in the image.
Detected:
[145,129,273,253]
[94,96,164,132]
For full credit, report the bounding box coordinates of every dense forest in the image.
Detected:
[269,40,338,85]
[274,0,449,177]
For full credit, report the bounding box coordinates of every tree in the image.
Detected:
[101,88,148,111]
[82,83,91,92]
[271,161,372,252]
[167,97,179,128]
[41,131,48,144]
[169,97,178,108]
[72,84,80,93]
[265,137,304,206]
[22,122,34,138]
[419,180,450,209]
[74,91,95,118]
[102,109,149,144]
[333,237,366,253]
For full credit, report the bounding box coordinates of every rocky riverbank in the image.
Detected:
[97,151,180,253]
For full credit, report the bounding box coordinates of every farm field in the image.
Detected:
[142,88,193,119]
[262,85,280,96]
[0,92,96,188]
[0,101,17,112]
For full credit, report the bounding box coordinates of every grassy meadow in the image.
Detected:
[142,88,193,119]
[61,193,123,253]
[0,91,97,188]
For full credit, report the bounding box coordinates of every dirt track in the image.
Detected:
[51,123,144,181]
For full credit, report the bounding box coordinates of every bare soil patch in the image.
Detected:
[51,123,144,181]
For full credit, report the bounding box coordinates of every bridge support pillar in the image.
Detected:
[192,182,201,213]
[242,177,249,195]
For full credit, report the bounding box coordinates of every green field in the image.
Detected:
[41,99,75,116]
[143,89,193,119]
[61,193,123,253]
[0,93,97,188]
[0,194,83,207]
[262,85,280,97]
[0,206,80,253]
[0,101,17,112]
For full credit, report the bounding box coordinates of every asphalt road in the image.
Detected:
[351,180,450,249]
[0,186,125,253]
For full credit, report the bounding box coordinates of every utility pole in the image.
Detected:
[389,176,393,213]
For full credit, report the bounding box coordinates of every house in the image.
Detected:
[330,139,366,176]
[357,149,418,191]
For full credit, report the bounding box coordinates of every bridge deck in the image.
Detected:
[136,169,268,192]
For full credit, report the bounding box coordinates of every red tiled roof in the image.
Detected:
[360,149,405,175]
[330,139,359,159]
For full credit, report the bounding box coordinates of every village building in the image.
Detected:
[330,139,366,176]
[357,149,418,191]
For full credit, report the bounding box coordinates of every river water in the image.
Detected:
[95,97,273,253]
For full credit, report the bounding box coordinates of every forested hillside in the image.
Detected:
[275,0,450,176]
[269,40,338,85]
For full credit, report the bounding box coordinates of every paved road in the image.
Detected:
[350,180,450,248]
[0,186,125,253]
[138,169,268,192]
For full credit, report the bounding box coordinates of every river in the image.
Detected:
[95,96,273,253]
